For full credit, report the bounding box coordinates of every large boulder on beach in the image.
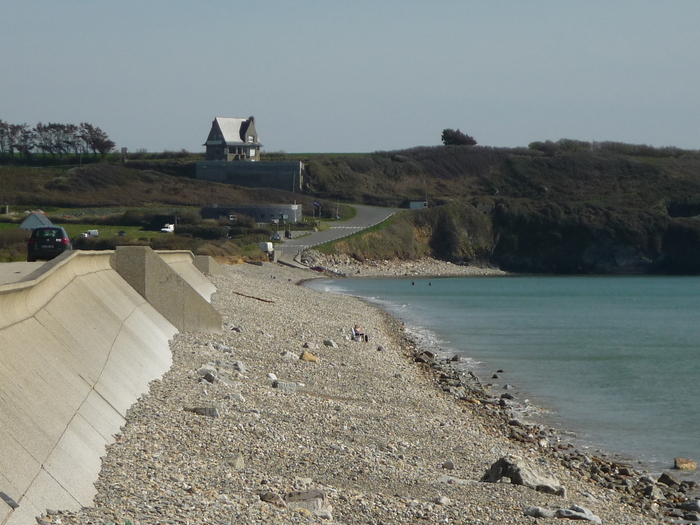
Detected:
[644,484,664,500]
[525,505,601,523]
[272,380,297,393]
[283,489,332,519]
[682,500,700,513]
[524,506,556,518]
[557,506,602,524]
[658,472,680,487]
[481,455,566,497]
[300,350,319,362]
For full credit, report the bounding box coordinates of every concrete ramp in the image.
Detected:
[115,247,221,332]
[155,250,218,300]
[0,251,182,525]
[277,251,310,270]
[193,255,227,277]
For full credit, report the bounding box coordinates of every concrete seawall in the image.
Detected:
[0,249,223,525]
[114,247,221,333]
[155,251,218,301]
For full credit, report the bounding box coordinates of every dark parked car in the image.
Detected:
[27,226,73,262]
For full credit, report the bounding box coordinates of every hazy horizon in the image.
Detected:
[3,1,699,154]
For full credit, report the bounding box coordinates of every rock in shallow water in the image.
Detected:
[675,457,698,470]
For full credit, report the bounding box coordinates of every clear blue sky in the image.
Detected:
[3,1,699,153]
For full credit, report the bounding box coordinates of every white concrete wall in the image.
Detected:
[0,252,177,525]
[155,250,217,301]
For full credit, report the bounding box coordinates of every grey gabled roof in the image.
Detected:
[207,116,261,146]
[18,212,53,230]
[216,117,248,144]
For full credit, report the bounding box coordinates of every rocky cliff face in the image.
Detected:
[299,145,700,274]
[331,201,700,275]
[437,200,698,274]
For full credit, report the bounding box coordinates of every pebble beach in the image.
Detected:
[38,261,691,524]
[298,251,509,278]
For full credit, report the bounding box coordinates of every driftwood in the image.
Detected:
[232,291,275,303]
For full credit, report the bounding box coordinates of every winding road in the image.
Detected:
[277,204,402,256]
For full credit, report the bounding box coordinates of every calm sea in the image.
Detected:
[307,275,700,479]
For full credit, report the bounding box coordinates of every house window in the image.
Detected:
[249,148,256,156]
[248,136,253,143]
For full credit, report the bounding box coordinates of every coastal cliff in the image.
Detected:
[296,143,700,274]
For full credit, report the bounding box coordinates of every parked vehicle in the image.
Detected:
[80,229,99,238]
[27,226,73,262]
[160,223,175,233]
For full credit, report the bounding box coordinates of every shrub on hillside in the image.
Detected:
[175,224,230,240]
[441,129,477,146]
[0,228,30,261]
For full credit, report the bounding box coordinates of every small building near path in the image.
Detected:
[19,211,53,230]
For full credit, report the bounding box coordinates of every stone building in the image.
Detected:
[204,116,261,161]
[197,116,303,192]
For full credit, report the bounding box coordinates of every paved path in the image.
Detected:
[0,261,44,285]
[277,204,401,256]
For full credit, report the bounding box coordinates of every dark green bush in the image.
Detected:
[175,224,229,240]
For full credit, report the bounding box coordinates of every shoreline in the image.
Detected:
[40,262,695,524]
[304,266,700,516]
[299,250,509,278]
[370,288,700,515]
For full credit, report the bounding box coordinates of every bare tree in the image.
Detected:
[0,120,115,160]
[51,123,78,157]
[0,120,9,154]
[94,127,116,158]
[35,122,60,158]
[9,123,35,157]
[79,122,115,158]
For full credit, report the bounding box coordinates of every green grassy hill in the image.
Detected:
[2,140,700,273]
[0,163,307,207]
[280,141,700,274]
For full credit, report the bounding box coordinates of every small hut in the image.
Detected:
[19,211,53,230]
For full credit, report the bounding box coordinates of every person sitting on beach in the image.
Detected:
[352,324,369,343]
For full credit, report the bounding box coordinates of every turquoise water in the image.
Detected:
[307,275,700,477]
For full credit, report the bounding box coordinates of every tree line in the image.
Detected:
[0,121,116,159]
[528,138,698,158]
